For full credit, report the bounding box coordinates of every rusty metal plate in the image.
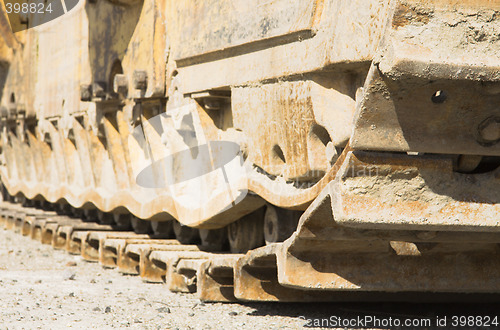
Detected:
[169,0,323,63]
[333,151,500,231]
[352,66,500,156]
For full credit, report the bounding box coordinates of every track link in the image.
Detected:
[0,201,247,303]
[3,198,499,304]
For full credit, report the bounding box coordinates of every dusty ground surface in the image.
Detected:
[0,228,499,330]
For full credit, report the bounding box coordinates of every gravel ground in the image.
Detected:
[0,228,499,330]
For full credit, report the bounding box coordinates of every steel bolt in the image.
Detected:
[8,103,16,118]
[92,81,107,98]
[80,84,92,101]
[113,74,128,96]
[0,106,7,117]
[478,117,500,145]
[133,70,148,90]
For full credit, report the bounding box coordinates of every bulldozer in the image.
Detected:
[0,0,499,302]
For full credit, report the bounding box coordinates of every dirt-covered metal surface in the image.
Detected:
[0,0,499,312]
[2,217,500,329]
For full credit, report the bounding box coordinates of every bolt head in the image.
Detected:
[113,74,128,96]
[8,103,16,118]
[80,84,92,101]
[92,81,107,98]
[133,70,148,90]
[0,106,8,117]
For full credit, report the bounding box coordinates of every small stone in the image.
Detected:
[35,280,42,284]
[107,280,112,284]
[68,292,75,297]
[104,306,111,313]
[92,307,101,312]
[188,313,195,317]
[134,319,143,323]
[66,261,77,267]
[229,311,238,316]
[90,279,96,284]
[63,271,76,281]
[157,307,170,313]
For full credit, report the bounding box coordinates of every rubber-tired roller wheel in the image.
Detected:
[113,213,132,230]
[151,220,175,238]
[131,216,152,234]
[263,205,301,245]
[83,209,98,222]
[97,211,114,224]
[173,221,200,244]
[21,196,35,208]
[55,203,71,215]
[70,207,83,218]
[227,208,265,253]
[199,228,228,251]
[40,201,54,211]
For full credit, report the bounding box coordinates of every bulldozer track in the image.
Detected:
[1,0,500,308]
[2,199,500,305]
[0,201,243,303]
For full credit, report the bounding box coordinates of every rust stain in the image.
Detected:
[392,3,431,28]
[403,0,500,10]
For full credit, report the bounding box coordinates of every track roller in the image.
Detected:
[227,208,265,253]
[70,207,83,218]
[97,211,114,224]
[263,205,300,244]
[83,209,98,222]
[199,228,228,251]
[113,213,132,230]
[131,216,153,234]
[151,220,174,237]
[55,203,72,215]
[173,221,200,244]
